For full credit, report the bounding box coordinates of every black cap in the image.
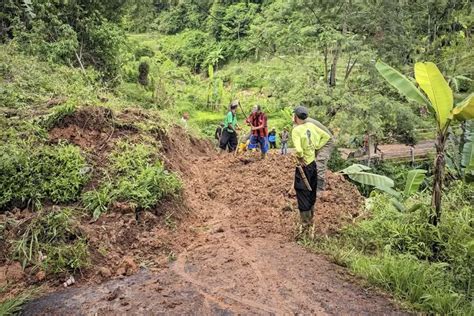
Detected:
[293,105,309,120]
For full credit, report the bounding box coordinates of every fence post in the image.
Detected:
[410,146,415,166]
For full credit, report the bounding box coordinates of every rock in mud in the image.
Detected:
[5,262,25,282]
[120,256,138,276]
[0,266,7,285]
[107,286,123,301]
[35,270,46,282]
[99,266,112,278]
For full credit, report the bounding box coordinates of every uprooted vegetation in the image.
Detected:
[83,140,182,220]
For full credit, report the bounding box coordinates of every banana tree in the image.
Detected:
[376,61,473,226]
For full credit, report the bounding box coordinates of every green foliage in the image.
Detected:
[0,46,98,109]
[461,121,474,175]
[309,184,473,314]
[0,290,35,316]
[3,0,128,81]
[327,147,350,172]
[0,142,89,210]
[158,30,217,72]
[138,61,150,86]
[375,61,430,106]
[83,141,181,219]
[404,169,427,196]
[82,184,113,220]
[40,103,77,129]
[11,208,89,274]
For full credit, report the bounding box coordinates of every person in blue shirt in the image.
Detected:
[268,128,277,149]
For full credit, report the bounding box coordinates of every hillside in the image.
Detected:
[1,1,473,314]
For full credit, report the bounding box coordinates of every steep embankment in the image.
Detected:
[22,138,407,314]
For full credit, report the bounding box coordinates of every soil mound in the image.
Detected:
[20,150,404,315]
[207,152,364,237]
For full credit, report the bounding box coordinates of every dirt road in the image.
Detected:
[23,153,406,315]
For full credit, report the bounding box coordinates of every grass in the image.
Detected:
[0,141,90,210]
[11,208,89,275]
[82,140,182,220]
[302,184,474,315]
[0,290,36,316]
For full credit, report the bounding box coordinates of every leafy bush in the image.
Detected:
[11,208,89,274]
[3,0,128,82]
[83,141,181,219]
[14,19,79,65]
[158,30,217,72]
[0,142,89,209]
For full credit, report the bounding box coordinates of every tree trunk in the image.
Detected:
[323,44,328,85]
[329,42,340,87]
[344,57,357,81]
[430,131,447,226]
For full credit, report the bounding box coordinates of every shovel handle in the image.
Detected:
[296,164,313,192]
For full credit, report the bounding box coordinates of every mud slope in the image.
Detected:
[23,153,407,315]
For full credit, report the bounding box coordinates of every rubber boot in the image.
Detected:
[299,210,312,238]
[308,207,315,239]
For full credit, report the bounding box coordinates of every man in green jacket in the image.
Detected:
[219,102,239,152]
[292,106,330,231]
[304,117,334,192]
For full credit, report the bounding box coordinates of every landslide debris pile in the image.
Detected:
[0,106,210,302]
[1,106,364,305]
[227,153,364,236]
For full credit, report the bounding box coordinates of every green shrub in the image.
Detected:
[158,30,217,72]
[0,142,89,209]
[11,208,89,274]
[0,46,97,109]
[309,184,474,314]
[348,253,469,314]
[40,103,77,129]
[83,141,181,219]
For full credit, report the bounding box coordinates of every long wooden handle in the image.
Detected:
[297,164,313,191]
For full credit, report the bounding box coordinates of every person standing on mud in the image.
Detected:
[215,123,224,146]
[280,127,289,155]
[246,105,269,159]
[292,106,330,233]
[304,116,334,193]
[268,128,277,149]
[219,102,239,153]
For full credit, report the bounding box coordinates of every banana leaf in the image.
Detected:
[414,62,453,130]
[404,169,427,196]
[347,172,394,189]
[452,93,474,121]
[339,164,371,174]
[375,61,430,107]
[462,121,474,172]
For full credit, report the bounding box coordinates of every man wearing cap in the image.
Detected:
[246,105,269,159]
[304,117,334,192]
[292,106,330,232]
[219,102,239,152]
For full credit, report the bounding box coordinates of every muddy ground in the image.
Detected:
[1,107,406,314]
[21,149,406,315]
